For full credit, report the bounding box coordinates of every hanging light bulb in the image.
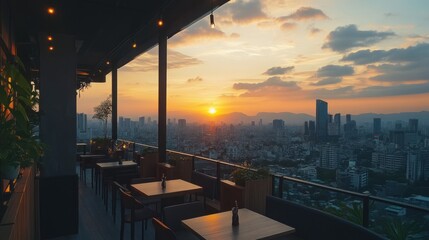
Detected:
[132,42,137,48]
[210,12,215,28]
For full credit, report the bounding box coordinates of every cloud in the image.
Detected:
[341,43,429,82]
[233,76,300,91]
[281,22,297,30]
[220,0,268,24]
[263,66,294,75]
[310,27,322,35]
[341,43,429,65]
[322,24,395,52]
[121,49,202,72]
[311,77,342,86]
[169,21,233,47]
[316,65,354,77]
[279,7,328,21]
[187,76,203,83]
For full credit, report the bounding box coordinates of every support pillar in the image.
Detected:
[38,33,78,238]
[158,33,167,163]
[112,65,118,141]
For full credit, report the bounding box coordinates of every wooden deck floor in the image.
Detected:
[49,168,155,240]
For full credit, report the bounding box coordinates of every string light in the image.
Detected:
[132,42,137,48]
[47,35,53,41]
[48,46,54,51]
[106,61,110,65]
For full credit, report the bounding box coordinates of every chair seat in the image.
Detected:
[123,208,154,223]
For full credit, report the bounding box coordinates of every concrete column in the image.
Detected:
[158,33,167,162]
[112,65,118,141]
[38,33,78,238]
[39,34,76,177]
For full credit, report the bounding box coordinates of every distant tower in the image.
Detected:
[409,119,418,133]
[251,121,255,126]
[273,119,285,130]
[76,113,87,133]
[138,116,145,127]
[178,119,187,128]
[346,114,351,123]
[316,99,328,142]
[259,119,262,126]
[328,114,333,123]
[309,120,316,140]
[373,118,381,135]
[334,113,341,135]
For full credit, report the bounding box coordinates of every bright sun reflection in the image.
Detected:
[209,107,216,115]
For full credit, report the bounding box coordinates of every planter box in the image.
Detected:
[139,152,158,178]
[220,178,272,214]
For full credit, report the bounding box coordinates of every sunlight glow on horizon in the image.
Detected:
[77,0,429,120]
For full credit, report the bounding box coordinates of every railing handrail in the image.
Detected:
[117,138,429,215]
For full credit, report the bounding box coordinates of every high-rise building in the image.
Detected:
[334,113,341,135]
[138,116,145,127]
[309,120,316,140]
[328,114,333,123]
[119,116,124,130]
[379,151,406,173]
[316,99,328,142]
[76,113,87,133]
[319,144,339,169]
[390,130,405,148]
[178,119,187,128]
[406,152,422,183]
[373,118,381,135]
[124,118,131,130]
[346,114,351,123]
[409,119,418,133]
[259,119,262,126]
[273,119,285,131]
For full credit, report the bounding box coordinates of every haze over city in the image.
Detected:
[77,0,429,122]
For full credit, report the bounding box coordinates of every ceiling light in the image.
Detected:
[157,18,164,27]
[47,7,55,15]
[210,12,215,28]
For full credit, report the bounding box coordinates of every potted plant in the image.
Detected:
[0,58,43,191]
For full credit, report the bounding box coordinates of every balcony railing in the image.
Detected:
[117,139,429,238]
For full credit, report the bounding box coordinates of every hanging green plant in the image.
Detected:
[0,57,43,173]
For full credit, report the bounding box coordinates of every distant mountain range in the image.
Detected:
[215,111,429,126]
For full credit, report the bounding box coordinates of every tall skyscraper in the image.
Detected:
[178,119,187,128]
[409,119,418,133]
[273,119,285,130]
[316,99,328,142]
[304,121,309,136]
[328,114,333,123]
[373,118,381,135]
[334,113,341,135]
[346,114,351,123]
[138,116,145,127]
[309,120,316,140]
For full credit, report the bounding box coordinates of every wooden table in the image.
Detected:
[95,161,138,193]
[79,154,106,187]
[182,208,295,240]
[130,179,202,199]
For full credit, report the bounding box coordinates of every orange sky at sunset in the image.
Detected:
[77,0,429,122]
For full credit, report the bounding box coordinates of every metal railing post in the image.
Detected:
[191,156,195,171]
[216,161,221,198]
[278,177,284,199]
[362,193,370,228]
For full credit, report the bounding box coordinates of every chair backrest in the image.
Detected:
[152,218,177,240]
[113,181,129,193]
[118,187,139,210]
[163,201,205,231]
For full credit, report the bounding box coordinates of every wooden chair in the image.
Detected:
[118,188,154,240]
[152,217,177,240]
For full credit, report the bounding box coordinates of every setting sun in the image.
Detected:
[208,107,216,115]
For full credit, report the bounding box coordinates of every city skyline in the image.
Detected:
[77,0,429,120]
